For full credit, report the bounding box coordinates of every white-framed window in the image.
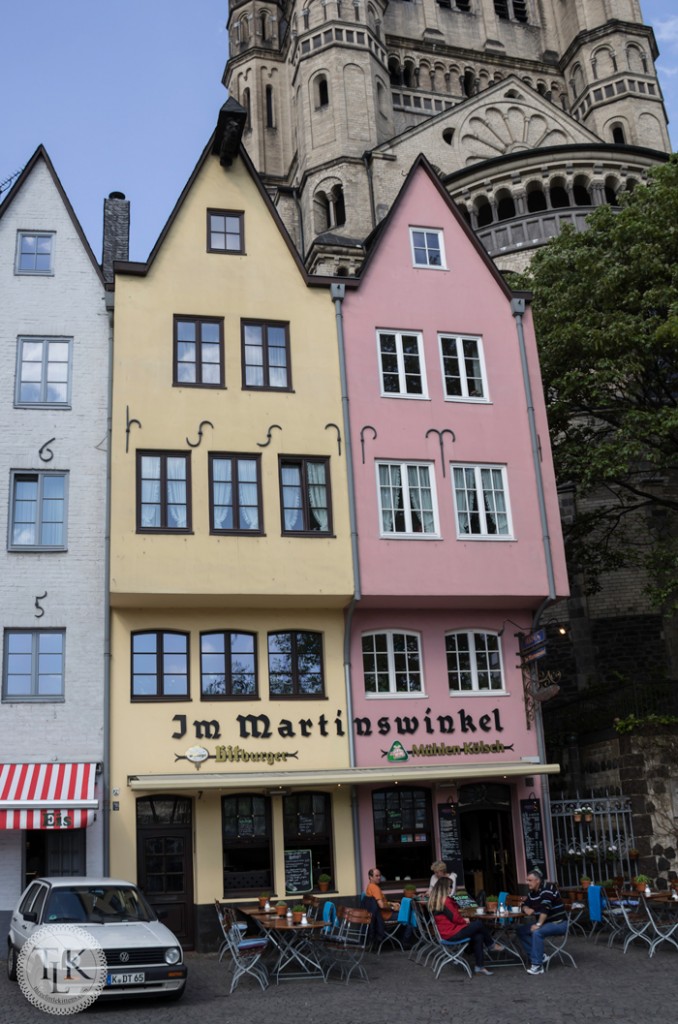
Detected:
[2,629,65,700]
[377,461,439,537]
[362,630,424,696]
[9,471,67,550]
[377,330,428,398]
[15,231,55,275]
[451,464,512,538]
[409,227,446,269]
[439,334,488,401]
[15,337,71,406]
[446,631,505,693]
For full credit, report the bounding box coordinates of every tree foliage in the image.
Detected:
[516,156,678,606]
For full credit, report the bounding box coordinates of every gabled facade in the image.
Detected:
[108,113,355,949]
[339,157,568,895]
[0,148,108,922]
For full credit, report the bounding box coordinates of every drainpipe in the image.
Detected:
[102,289,114,876]
[330,282,363,891]
[511,296,558,880]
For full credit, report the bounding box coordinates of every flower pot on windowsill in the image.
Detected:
[318,875,331,892]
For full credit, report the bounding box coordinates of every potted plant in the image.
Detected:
[292,904,305,924]
[318,873,331,893]
[580,875,592,889]
[633,874,651,893]
[573,806,583,823]
[258,892,271,909]
[485,895,499,913]
[582,804,594,823]
[403,882,418,898]
[275,900,288,917]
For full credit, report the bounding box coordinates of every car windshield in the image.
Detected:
[44,885,155,924]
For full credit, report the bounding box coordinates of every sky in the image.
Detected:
[1,1,676,263]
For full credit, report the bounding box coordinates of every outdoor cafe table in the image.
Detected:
[237,907,327,983]
[465,906,526,967]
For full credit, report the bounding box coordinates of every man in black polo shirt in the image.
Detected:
[517,868,567,975]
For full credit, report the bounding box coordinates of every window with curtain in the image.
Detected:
[451,464,511,537]
[439,334,487,401]
[377,461,438,536]
[279,457,331,534]
[446,631,504,692]
[242,320,290,389]
[9,471,67,550]
[209,453,262,533]
[131,631,189,699]
[362,630,424,695]
[268,631,324,697]
[15,337,71,406]
[201,631,258,698]
[137,452,191,532]
[173,316,224,387]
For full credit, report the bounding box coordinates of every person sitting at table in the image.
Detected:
[365,867,400,921]
[517,868,567,976]
[429,859,457,896]
[429,876,503,976]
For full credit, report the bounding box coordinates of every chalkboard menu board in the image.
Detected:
[520,799,546,876]
[436,804,464,881]
[284,848,313,894]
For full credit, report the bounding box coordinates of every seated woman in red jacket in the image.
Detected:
[429,877,503,976]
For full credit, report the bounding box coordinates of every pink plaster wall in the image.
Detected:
[342,165,568,606]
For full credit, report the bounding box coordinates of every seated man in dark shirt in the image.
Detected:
[517,868,567,975]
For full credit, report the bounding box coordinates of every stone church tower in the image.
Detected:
[224,0,671,272]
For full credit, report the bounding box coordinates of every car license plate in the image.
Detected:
[107,972,146,985]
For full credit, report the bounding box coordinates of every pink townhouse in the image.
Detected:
[337,156,569,899]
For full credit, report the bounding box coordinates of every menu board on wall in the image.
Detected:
[520,799,546,876]
[436,803,464,881]
[284,848,313,894]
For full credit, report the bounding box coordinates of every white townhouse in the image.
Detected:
[0,147,114,924]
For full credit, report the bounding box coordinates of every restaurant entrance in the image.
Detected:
[136,795,194,949]
[458,783,517,899]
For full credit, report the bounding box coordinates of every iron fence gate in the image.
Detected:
[551,796,636,886]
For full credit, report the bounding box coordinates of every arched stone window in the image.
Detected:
[314,183,346,233]
[243,87,251,129]
[496,189,516,221]
[259,10,269,41]
[526,182,547,213]
[239,16,250,45]
[376,80,388,116]
[456,203,471,224]
[388,55,401,87]
[315,74,330,108]
[592,47,616,80]
[442,127,455,146]
[611,123,626,145]
[402,60,415,89]
[571,63,585,97]
[626,44,648,74]
[265,84,275,128]
[549,178,569,208]
[605,177,619,206]
[572,176,591,206]
[462,69,475,97]
[475,196,493,227]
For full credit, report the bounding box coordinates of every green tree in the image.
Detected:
[517,156,678,606]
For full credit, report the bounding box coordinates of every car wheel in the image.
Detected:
[7,944,17,982]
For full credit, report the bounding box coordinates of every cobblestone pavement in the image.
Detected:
[1,936,676,1024]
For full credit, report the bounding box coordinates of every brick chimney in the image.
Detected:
[102,191,130,284]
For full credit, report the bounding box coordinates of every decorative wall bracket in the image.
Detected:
[359,425,377,464]
[256,424,282,448]
[324,422,342,456]
[125,406,142,454]
[425,427,456,477]
[186,420,214,448]
[39,438,55,463]
[521,661,561,728]
[34,592,47,619]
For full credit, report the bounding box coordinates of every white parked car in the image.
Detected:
[7,877,186,1000]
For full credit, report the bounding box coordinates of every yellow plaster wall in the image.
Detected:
[110,152,353,600]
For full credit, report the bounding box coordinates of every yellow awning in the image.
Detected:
[127,761,559,792]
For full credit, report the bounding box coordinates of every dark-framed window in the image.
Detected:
[283,792,334,888]
[222,794,273,893]
[15,231,55,274]
[279,456,331,535]
[207,209,244,254]
[15,336,71,406]
[209,453,262,533]
[242,320,291,390]
[131,630,189,700]
[137,451,191,532]
[173,316,224,387]
[372,787,433,882]
[201,631,258,699]
[268,631,324,697]
[9,471,67,550]
[3,629,65,701]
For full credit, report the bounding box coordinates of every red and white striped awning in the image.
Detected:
[0,763,98,830]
